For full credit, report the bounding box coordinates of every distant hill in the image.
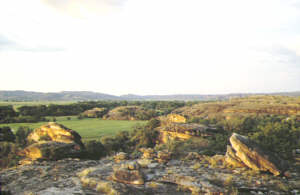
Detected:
[0,90,120,101]
[0,90,299,101]
[120,94,249,101]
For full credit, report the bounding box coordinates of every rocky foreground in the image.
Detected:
[1,149,300,195]
[1,122,300,195]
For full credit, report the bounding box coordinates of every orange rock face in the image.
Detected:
[27,122,83,146]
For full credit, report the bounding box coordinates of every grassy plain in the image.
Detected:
[0,116,147,140]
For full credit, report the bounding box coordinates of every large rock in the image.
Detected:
[19,141,82,160]
[27,122,83,146]
[229,133,288,176]
[112,168,144,185]
[19,123,84,163]
[225,145,246,168]
[157,123,213,143]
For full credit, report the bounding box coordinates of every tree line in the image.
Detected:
[0,101,192,123]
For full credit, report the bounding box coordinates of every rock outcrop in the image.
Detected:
[19,141,82,161]
[225,145,246,168]
[112,163,144,185]
[157,122,214,143]
[27,122,83,146]
[19,123,84,163]
[1,153,300,195]
[226,133,288,176]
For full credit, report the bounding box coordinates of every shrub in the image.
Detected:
[0,142,20,169]
[0,126,15,142]
[82,140,107,160]
[15,126,33,146]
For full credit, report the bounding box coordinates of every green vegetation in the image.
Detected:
[0,100,187,124]
[0,101,75,110]
[0,116,147,140]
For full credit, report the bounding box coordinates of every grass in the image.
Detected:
[0,116,147,140]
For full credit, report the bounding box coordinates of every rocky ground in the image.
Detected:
[1,151,300,195]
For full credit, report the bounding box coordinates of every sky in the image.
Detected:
[1,0,300,95]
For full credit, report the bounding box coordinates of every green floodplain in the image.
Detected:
[0,116,147,141]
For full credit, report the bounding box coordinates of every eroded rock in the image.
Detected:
[112,168,144,185]
[225,145,246,168]
[19,141,82,161]
[229,133,288,176]
[27,122,83,146]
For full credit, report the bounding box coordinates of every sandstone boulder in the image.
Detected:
[114,152,128,163]
[156,151,172,163]
[229,133,288,176]
[27,122,83,147]
[225,145,246,168]
[112,168,144,185]
[140,148,156,159]
[158,123,213,143]
[19,141,82,160]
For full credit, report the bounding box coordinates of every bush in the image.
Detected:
[0,127,15,142]
[15,126,33,146]
[82,140,107,160]
[130,123,159,150]
[0,142,20,169]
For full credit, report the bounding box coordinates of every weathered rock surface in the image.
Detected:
[114,152,128,163]
[225,145,246,168]
[1,155,300,195]
[228,133,288,175]
[158,122,214,143]
[27,122,83,146]
[18,141,82,161]
[112,168,144,185]
[18,123,84,163]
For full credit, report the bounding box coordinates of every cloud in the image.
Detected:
[0,34,64,52]
[0,35,15,49]
[42,0,127,17]
[267,45,300,66]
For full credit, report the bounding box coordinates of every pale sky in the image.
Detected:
[1,0,300,95]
